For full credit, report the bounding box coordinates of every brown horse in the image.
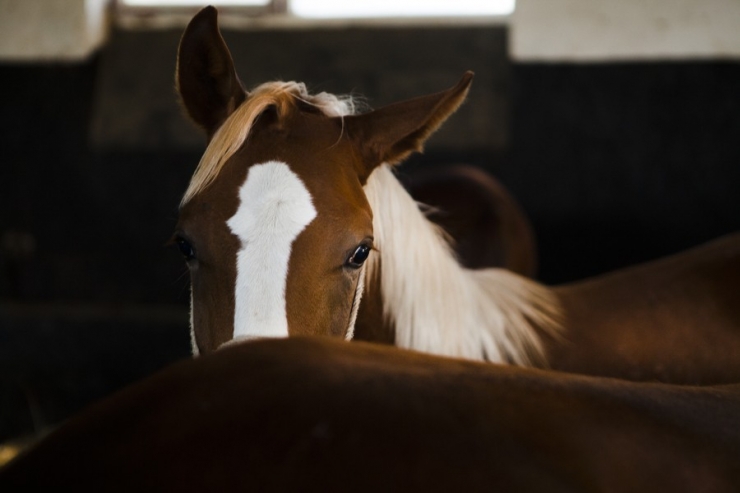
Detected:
[1,337,739,492]
[402,164,537,276]
[174,7,740,383]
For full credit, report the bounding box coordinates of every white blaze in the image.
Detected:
[226,161,317,339]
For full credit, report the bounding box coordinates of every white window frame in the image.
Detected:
[115,0,513,29]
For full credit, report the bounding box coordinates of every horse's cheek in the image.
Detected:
[324,273,357,338]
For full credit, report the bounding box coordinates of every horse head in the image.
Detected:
[174,7,472,354]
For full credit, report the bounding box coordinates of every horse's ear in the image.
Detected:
[344,71,473,180]
[176,6,247,137]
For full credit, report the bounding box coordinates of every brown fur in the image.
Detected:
[344,73,473,175]
[177,95,372,351]
[176,6,245,138]
[548,233,740,383]
[2,337,739,492]
[355,230,740,384]
[176,7,740,384]
[402,164,538,275]
[353,164,540,345]
[175,7,473,353]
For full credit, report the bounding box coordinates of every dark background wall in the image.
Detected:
[508,62,740,281]
[1,24,739,442]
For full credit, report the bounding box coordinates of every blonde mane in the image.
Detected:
[181,79,562,366]
[364,165,563,366]
[181,81,356,206]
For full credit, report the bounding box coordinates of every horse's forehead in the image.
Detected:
[183,109,367,226]
[244,123,368,214]
[227,160,318,339]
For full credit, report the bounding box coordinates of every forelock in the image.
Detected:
[180,81,358,206]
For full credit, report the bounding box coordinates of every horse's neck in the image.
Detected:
[362,165,562,365]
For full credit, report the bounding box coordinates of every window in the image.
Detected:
[291,0,514,19]
[117,0,514,24]
[123,0,272,5]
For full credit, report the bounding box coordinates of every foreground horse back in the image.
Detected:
[1,337,738,492]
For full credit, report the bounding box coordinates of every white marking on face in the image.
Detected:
[227,161,317,340]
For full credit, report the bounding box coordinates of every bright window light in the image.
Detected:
[119,1,515,19]
[121,0,271,6]
[291,0,515,18]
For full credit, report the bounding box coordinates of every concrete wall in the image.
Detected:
[512,0,740,61]
[0,0,111,61]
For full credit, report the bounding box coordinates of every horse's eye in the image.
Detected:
[175,237,196,262]
[346,244,371,269]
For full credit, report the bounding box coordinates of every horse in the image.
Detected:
[401,164,537,276]
[173,6,740,384]
[1,337,738,492]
